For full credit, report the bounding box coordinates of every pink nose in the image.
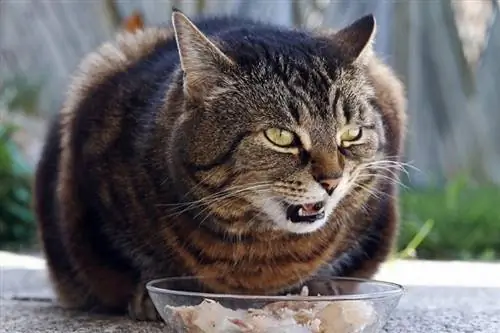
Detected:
[320,178,341,194]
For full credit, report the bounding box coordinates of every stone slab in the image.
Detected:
[2,286,500,333]
[1,252,500,332]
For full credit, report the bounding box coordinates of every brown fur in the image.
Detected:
[34,12,406,320]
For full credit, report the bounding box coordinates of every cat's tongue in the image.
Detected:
[301,203,318,213]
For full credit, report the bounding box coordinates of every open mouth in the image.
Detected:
[285,201,325,223]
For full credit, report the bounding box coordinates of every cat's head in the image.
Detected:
[168,10,400,234]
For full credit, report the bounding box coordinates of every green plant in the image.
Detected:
[0,123,35,247]
[396,218,434,259]
[0,75,40,248]
[397,177,500,261]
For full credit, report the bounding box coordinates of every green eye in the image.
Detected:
[340,127,362,143]
[264,128,296,147]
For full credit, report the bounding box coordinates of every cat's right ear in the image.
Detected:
[171,9,234,99]
[333,14,377,65]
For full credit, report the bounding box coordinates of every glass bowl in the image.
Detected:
[146,276,404,333]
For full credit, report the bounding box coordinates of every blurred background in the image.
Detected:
[0,0,499,262]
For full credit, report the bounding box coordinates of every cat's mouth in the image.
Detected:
[285,201,325,223]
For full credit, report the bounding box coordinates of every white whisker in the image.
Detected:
[363,159,420,174]
[162,182,273,218]
[158,181,272,208]
[180,169,228,200]
[356,172,409,189]
[352,181,396,200]
[352,182,384,200]
[363,166,402,179]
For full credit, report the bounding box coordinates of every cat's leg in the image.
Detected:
[127,273,204,321]
[281,264,344,296]
[304,264,344,296]
[281,265,360,296]
[127,282,160,321]
[34,114,96,310]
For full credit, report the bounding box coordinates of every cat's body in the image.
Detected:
[34,11,406,320]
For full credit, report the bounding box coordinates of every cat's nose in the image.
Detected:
[310,150,344,195]
[319,178,341,195]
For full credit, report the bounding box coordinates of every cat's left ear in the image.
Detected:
[171,9,234,99]
[334,14,377,64]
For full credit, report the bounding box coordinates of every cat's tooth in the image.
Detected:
[298,207,320,217]
[298,208,312,216]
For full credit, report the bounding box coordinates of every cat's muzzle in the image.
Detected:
[286,201,325,223]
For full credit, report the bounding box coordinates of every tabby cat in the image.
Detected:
[34,9,406,321]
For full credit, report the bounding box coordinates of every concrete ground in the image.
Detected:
[1,251,499,332]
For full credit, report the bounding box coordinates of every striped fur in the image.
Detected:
[34,12,406,320]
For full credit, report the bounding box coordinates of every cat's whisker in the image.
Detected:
[178,181,273,203]
[166,184,273,218]
[352,181,395,200]
[356,161,412,183]
[180,169,227,200]
[356,172,409,189]
[179,195,239,229]
[196,189,275,232]
[362,159,412,169]
[382,156,419,168]
[194,189,269,225]
[195,184,273,206]
[160,182,272,215]
[364,159,420,174]
[357,163,402,178]
[362,160,408,171]
[351,182,384,200]
[166,196,241,218]
[360,161,410,177]
[363,166,402,179]
[347,169,398,200]
[158,181,272,208]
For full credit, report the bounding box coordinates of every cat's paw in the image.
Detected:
[127,286,160,321]
[283,280,339,297]
[302,279,342,296]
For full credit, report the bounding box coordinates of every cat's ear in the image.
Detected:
[334,14,376,64]
[171,9,234,99]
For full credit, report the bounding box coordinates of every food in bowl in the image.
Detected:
[146,277,404,333]
[167,286,376,333]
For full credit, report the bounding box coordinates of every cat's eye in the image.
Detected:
[264,128,296,147]
[340,127,363,143]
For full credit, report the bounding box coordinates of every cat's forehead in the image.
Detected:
[254,65,373,124]
[212,31,377,130]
